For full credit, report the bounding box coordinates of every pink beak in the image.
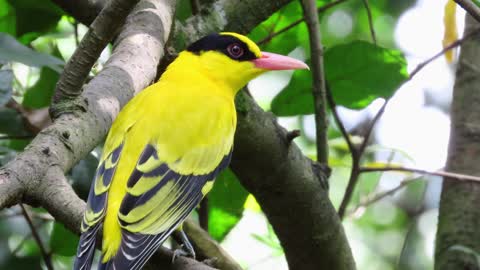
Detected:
[252,52,309,70]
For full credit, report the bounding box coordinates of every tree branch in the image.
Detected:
[347,177,420,218]
[0,0,174,213]
[410,27,480,80]
[337,100,387,219]
[454,0,480,23]
[360,166,480,182]
[231,91,355,270]
[301,0,329,164]
[51,0,141,107]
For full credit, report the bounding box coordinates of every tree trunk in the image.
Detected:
[435,14,480,270]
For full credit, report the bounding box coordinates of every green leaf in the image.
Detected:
[22,67,59,108]
[271,41,408,116]
[0,0,15,36]
[249,1,309,55]
[208,168,248,241]
[325,41,408,108]
[175,0,192,22]
[0,69,13,106]
[0,107,29,136]
[7,0,63,42]
[0,33,64,72]
[50,222,79,257]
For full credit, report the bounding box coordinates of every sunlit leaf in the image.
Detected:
[271,41,408,115]
[0,33,64,72]
[208,168,248,241]
[50,222,79,257]
[22,67,59,108]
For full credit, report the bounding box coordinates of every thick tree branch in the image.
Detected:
[0,0,174,215]
[301,0,329,164]
[231,91,355,270]
[51,0,141,107]
[435,14,480,270]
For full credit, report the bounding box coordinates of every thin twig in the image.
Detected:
[409,27,480,80]
[357,100,388,156]
[20,204,54,270]
[190,0,201,14]
[301,0,329,164]
[348,176,420,217]
[337,99,388,218]
[359,166,480,182]
[326,87,356,155]
[257,0,349,45]
[454,0,480,23]
[362,0,376,44]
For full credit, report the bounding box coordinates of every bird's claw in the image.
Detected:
[172,244,196,263]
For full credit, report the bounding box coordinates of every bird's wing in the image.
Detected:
[74,141,125,270]
[107,143,232,270]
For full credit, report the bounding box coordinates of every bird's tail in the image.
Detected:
[73,223,101,270]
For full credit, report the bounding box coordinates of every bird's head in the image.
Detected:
[180,32,308,92]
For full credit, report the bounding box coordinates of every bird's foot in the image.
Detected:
[172,244,196,263]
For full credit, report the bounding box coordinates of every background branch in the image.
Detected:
[454,0,480,23]
[20,204,53,270]
[301,0,329,164]
[257,0,349,45]
[362,0,376,44]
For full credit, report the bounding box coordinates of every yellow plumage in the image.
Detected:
[74,32,307,270]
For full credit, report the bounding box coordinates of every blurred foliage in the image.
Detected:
[0,0,443,269]
[208,168,249,241]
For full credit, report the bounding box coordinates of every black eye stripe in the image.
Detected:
[186,33,257,61]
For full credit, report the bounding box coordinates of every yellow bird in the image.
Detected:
[73,32,307,270]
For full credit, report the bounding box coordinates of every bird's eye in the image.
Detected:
[227,43,244,59]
